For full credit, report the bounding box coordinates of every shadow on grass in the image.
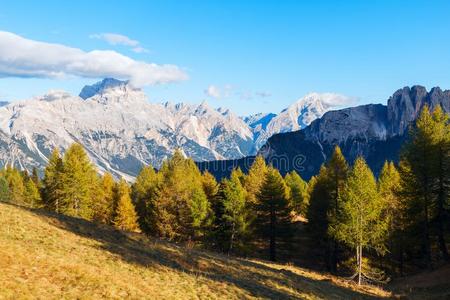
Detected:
[24,206,384,300]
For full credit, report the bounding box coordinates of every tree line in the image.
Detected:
[0,105,448,285]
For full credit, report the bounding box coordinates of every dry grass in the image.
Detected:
[0,202,394,299]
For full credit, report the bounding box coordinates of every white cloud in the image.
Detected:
[89,33,139,46]
[0,31,187,87]
[205,85,221,98]
[90,33,150,54]
[316,93,358,106]
[132,46,150,54]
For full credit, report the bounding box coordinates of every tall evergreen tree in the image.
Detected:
[307,165,333,269]
[24,176,42,208]
[0,175,10,202]
[284,170,308,216]
[221,169,250,254]
[378,161,405,274]
[330,157,388,285]
[93,172,116,224]
[154,150,211,241]
[113,179,140,232]
[256,167,292,261]
[400,106,436,268]
[42,149,64,212]
[3,166,26,205]
[245,155,268,204]
[59,144,99,220]
[131,165,160,234]
[431,106,450,260]
[326,146,349,272]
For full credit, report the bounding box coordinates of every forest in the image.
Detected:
[1,105,449,286]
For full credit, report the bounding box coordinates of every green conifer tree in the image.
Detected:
[330,157,388,285]
[256,167,292,261]
[399,106,436,268]
[113,179,140,232]
[221,169,250,254]
[24,176,42,208]
[244,155,268,204]
[284,170,308,216]
[42,149,64,212]
[0,175,10,202]
[59,144,99,220]
[153,150,211,241]
[131,165,160,234]
[431,106,450,260]
[378,161,405,274]
[4,166,26,205]
[93,172,116,224]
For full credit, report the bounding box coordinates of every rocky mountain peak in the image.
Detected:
[387,85,450,135]
[79,78,146,105]
[79,78,139,98]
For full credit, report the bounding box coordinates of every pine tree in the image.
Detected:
[399,106,436,268]
[326,146,349,272]
[378,161,405,274]
[256,167,292,261]
[59,144,99,220]
[284,170,308,216]
[244,155,268,204]
[24,176,42,208]
[3,166,26,205]
[0,175,10,202]
[31,167,40,187]
[431,105,450,260]
[330,157,388,285]
[131,165,160,234]
[221,169,250,254]
[201,171,219,203]
[307,165,333,268]
[42,149,64,212]
[153,150,211,241]
[93,172,116,224]
[113,179,140,232]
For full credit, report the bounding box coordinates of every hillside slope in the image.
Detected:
[0,202,391,299]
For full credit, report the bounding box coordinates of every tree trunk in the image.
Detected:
[423,196,433,269]
[269,203,276,262]
[437,153,449,260]
[357,245,362,285]
[228,221,235,255]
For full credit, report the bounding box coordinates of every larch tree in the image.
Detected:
[284,170,308,216]
[326,146,349,272]
[59,144,99,220]
[256,167,292,261]
[244,155,268,204]
[307,165,333,269]
[330,157,388,285]
[113,178,140,232]
[430,105,450,260]
[131,165,160,234]
[378,161,405,274]
[154,150,211,241]
[0,176,10,202]
[42,149,64,212]
[399,106,436,269]
[3,166,26,205]
[24,176,42,208]
[221,169,250,254]
[93,172,116,224]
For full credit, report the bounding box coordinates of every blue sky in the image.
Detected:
[0,0,449,115]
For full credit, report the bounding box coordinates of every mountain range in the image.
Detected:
[0,78,344,179]
[199,86,450,180]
